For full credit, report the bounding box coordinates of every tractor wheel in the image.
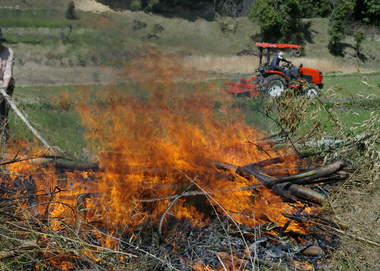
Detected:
[304,84,320,98]
[262,75,286,97]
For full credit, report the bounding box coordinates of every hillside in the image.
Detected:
[1,0,380,85]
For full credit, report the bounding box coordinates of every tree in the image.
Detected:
[249,0,284,42]
[327,0,355,55]
[353,30,365,68]
[298,0,332,18]
[248,0,305,43]
[65,1,78,20]
[354,0,380,25]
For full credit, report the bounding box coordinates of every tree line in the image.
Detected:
[250,0,378,52]
[96,0,379,23]
[96,0,379,54]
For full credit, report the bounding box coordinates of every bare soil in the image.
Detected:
[74,0,113,13]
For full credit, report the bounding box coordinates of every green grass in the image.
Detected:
[10,108,85,157]
[0,0,71,9]
[9,71,379,159]
[1,5,379,71]
[9,83,165,158]
[1,4,378,157]
[0,9,74,28]
[0,7,261,67]
[324,72,380,97]
[10,85,84,158]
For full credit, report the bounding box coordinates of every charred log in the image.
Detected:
[236,165,327,204]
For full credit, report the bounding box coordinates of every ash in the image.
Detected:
[126,216,340,270]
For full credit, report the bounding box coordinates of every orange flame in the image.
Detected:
[2,48,315,245]
[74,47,311,233]
[193,252,249,271]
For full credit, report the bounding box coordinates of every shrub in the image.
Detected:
[132,19,147,31]
[130,0,142,11]
[328,0,355,55]
[65,1,78,20]
[248,0,306,43]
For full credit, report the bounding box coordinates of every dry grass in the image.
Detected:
[262,93,380,270]
[291,57,373,74]
[329,187,380,270]
[14,63,124,86]
[183,55,374,74]
[183,56,259,74]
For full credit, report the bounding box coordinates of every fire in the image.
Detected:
[193,252,249,271]
[73,47,309,233]
[0,48,318,269]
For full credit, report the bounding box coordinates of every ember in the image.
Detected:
[0,49,345,270]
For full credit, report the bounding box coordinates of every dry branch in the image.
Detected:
[0,240,39,260]
[237,165,327,204]
[141,159,332,205]
[291,170,349,185]
[266,160,346,186]
[242,157,286,169]
[158,183,194,236]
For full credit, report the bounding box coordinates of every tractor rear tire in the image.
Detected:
[304,84,320,98]
[262,75,286,97]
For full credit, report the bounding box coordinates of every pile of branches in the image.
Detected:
[0,152,352,270]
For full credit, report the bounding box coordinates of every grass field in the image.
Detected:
[9,72,380,159]
[2,3,380,74]
[6,69,379,270]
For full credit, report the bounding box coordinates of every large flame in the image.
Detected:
[75,47,308,233]
[3,47,313,243]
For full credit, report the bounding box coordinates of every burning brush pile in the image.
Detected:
[0,49,350,270]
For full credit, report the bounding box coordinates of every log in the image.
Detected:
[0,155,99,171]
[53,159,99,171]
[215,159,304,178]
[265,160,346,187]
[236,165,326,204]
[287,184,325,204]
[290,170,349,185]
[0,154,66,166]
[242,157,285,169]
[2,152,333,205]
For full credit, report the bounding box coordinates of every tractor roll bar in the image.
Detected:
[256,42,303,49]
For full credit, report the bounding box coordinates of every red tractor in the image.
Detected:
[226,43,323,98]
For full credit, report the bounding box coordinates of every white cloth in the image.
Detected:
[0,46,14,85]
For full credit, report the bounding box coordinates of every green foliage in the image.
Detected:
[249,0,282,41]
[328,0,355,55]
[0,9,72,28]
[96,0,209,12]
[130,0,143,11]
[358,0,380,24]
[353,30,365,55]
[219,18,239,35]
[144,0,160,10]
[248,0,306,43]
[299,0,333,17]
[327,0,379,55]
